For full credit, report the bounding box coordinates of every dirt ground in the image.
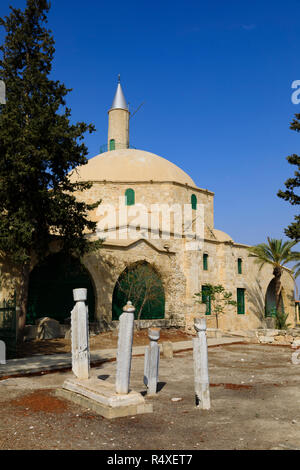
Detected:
[1,343,300,451]
[16,328,192,358]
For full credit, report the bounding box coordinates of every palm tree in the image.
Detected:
[248,238,299,314]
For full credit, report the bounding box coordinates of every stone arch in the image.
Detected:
[26,252,95,324]
[265,277,283,317]
[112,261,165,320]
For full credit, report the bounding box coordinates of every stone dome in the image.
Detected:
[213,229,234,243]
[70,148,196,187]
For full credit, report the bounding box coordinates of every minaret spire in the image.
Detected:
[111,75,128,111]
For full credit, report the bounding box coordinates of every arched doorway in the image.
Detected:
[112,262,165,321]
[265,278,283,317]
[27,252,95,325]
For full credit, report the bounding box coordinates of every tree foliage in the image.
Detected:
[113,262,165,329]
[247,238,299,312]
[278,114,300,240]
[0,0,101,337]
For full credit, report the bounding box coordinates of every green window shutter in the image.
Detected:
[202,286,211,315]
[125,188,135,206]
[237,288,245,314]
[191,194,197,210]
[109,139,115,151]
[203,253,208,271]
[238,258,242,274]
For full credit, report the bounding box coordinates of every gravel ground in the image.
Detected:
[1,343,300,450]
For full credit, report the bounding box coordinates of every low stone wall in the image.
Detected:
[256,328,300,347]
[98,318,173,332]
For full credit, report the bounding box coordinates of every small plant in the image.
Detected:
[194,284,237,329]
[274,309,291,330]
[266,306,277,318]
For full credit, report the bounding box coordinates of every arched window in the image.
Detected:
[109,139,115,151]
[125,188,135,206]
[191,194,197,210]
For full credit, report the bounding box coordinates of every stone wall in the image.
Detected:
[82,239,187,329]
[74,180,215,238]
[256,328,300,346]
[183,240,296,332]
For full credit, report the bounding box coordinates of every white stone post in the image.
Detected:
[0,80,6,105]
[116,301,135,395]
[162,341,173,359]
[0,340,6,365]
[71,288,90,380]
[193,317,211,410]
[144,328,160,396]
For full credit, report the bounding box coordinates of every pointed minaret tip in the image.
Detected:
[111,76,128,110]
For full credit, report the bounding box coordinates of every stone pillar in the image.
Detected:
[116,301,135,395]
[193,317,211,410]
[71,288,90,380]
[0,340,5,365]
[162,341,173,359]
[144,328,160,396]
[0,80,6,105]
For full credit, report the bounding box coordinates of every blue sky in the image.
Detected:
[1,0,300,248]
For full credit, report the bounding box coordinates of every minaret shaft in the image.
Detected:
[108,108,129,150]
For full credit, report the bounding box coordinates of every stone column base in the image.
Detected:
[56,377,153,419]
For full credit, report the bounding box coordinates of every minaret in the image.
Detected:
[107,76,129,151]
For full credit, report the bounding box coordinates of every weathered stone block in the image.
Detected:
[259,336,274,344]
[265,329,280,337]
[37,317,62,340]
[274,335,286,342]
[60,377,153,419]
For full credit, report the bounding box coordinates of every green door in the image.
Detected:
[202,285,211,315]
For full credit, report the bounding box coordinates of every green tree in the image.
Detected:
[0,0,101,340]
[194,284,237,329]
[113,263,165,330]
[247,238,299,315]
[278,114,300,241]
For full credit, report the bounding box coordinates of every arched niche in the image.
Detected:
[112,261,165,321]
[27,252,95,324]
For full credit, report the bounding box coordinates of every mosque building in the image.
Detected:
[25,79,295,332]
